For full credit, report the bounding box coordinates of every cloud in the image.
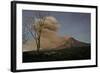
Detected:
[33,16,60,32]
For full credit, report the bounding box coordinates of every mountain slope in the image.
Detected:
[55,36,90,49]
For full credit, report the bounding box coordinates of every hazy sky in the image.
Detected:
[22,10,91,43]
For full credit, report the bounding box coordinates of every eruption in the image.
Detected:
[23,16,66,51]
[23,16,89,52]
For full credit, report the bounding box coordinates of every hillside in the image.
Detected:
[23,45,90,63]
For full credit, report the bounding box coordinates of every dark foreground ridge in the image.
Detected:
[23,46,91,63]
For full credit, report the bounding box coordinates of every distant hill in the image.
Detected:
[54,36,90,49]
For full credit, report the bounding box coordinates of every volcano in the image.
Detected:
[54,36,90,49]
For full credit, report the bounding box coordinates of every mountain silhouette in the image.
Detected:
[54,36,90,49]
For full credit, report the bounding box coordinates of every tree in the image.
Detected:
[23,11,49,54]
[33,17,46,54]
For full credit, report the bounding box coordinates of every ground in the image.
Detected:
[23,46,90,63]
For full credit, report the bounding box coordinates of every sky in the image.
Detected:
[22,10,91,43]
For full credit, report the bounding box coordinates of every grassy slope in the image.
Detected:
[23,46,90,63]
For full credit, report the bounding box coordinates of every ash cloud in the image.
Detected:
[23,16,66,51]
[33,16,60,32]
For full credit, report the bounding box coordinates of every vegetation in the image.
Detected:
[23,46,90,63]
